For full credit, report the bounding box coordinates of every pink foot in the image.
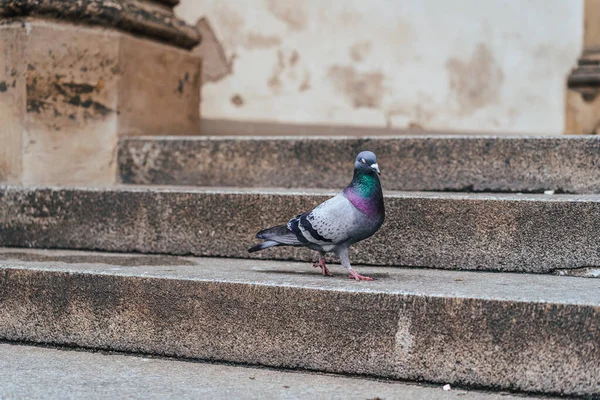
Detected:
[313,258,333,276]
[348,269,373,281]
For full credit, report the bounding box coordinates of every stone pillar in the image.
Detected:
[0,0,202,185]
[566,0,600,134]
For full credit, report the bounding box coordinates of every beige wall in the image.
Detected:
[0,19,201,185]
[176,0,583,134]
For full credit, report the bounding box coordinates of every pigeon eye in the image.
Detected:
[360,158,366,164]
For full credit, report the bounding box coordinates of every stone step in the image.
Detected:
[0,249,598,397]
[118,135,600,193]
[0,343,554,400]
[2,185,600,274]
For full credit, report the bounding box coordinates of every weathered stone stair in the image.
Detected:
[3,185,600,274]
[0,342,556,399]
[1,248,598,397]
[1,134,599,398]
[118,135,600,193]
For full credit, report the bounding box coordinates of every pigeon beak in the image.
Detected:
[371,163,380,175]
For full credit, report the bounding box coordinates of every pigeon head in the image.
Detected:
[354,151,380,175]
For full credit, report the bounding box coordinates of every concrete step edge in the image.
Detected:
[0,248,598,397]
[118,135,600,193]
[0,342,557,400]
[2,185,600,274]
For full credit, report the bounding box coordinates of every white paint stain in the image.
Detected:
[394,312,414,370]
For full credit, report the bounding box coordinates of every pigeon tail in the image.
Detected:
[248,224,304,253]
[256,224,289,239]
[257,225,302,244]
[248,240,280,253]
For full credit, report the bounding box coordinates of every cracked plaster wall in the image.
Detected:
[176,0,583,134]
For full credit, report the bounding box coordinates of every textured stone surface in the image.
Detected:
[0,249,598,396]
[22,20,121,185]
[566,84,600,135]
[118,135,600,193]
[117,33,201,137]
[4,186,600,273]
[0,344,554,400]
[0,0,200,49]
[0,23,24,184]
[0,20,201,185]
[555,267,600,278]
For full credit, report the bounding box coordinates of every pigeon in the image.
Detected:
[248,151,385,281]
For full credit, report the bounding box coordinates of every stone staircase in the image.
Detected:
[0,342,555,400]
[1,134,599,398]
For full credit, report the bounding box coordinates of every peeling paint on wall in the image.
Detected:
[245,33,281,49]
[175,0,583,134]
[265,0,308,31]
[327,65,385,109]
[349,41,372,63]
[446,43,505,115]
[193,18,233,83]
[230,94,244,106]
[267,49,311,95]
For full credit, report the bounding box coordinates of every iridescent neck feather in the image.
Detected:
[343,169,383,216]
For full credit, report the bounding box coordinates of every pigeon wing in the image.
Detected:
[287,193,359,247]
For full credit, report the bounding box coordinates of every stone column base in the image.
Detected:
[0,19,201,185]
[565,0,600,135]
[566,58,600,134]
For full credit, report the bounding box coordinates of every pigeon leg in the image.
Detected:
[339,248,373,281]
[313,252,333,276]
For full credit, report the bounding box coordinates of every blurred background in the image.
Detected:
[175,0,583,135]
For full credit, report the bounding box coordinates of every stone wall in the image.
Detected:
[176,0,583,135]
[0,0,201,185]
